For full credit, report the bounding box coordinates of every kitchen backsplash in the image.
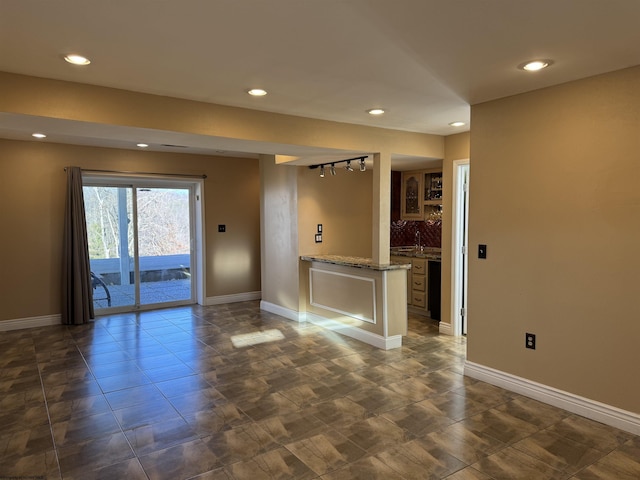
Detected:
[390,219,442,248]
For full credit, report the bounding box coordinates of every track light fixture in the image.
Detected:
[309,156,368,177]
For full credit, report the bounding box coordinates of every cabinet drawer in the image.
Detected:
[412,291,426,307]
[412,258,426,274]
[412,274,426,291]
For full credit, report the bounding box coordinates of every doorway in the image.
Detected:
[83,175,204,314]
[451,160,469,336]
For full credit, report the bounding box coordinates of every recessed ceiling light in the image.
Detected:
[449,121,466,127]
[368,108,385,115]
[519,59,553,72]
[248,88,267,96]
[137,143,149,148]
[32,133,47,139]
[63,54,91,66]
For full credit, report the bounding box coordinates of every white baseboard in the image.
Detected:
[259,302,402,350]
[260,301,305,323]
[0,314,61,331]
[306,312,402,350]
[464,361,640,436]
[206,291,261,306]
[439,321,453,335]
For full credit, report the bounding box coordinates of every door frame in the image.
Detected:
[83,173,206,312]
[450,159,469,336]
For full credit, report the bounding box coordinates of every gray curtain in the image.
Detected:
[61,167,94,324]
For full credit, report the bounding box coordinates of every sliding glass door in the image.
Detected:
[84,185,135,311]
[136,187,192,306]
[83,179,195,313]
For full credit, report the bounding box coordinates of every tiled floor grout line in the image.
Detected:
[35,332,65,480]
[79,337,154,480]
[6,303,638,479]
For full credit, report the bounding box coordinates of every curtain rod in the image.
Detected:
[64,167,207,179]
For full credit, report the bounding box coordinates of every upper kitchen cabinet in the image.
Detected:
[401,169,442,220]
[424,171,443,204]
[401,171,423,220]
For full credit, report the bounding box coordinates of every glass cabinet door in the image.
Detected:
[424,172,443,201]
[401,171,423,219]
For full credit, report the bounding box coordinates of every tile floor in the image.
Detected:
[1,301,638,479]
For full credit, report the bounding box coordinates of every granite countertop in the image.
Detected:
[390,247,442,261]
[300,254,411,271]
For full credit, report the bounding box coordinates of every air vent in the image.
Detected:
[161,144,187,148]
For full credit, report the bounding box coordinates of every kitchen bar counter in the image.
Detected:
[300,255,408,349]
[390,247,441,262]
[300,254,411,271]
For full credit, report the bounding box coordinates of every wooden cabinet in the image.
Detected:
[392,255,430,315]
[401,169,442,220]
[424,171,443,204]
[411,273,425,291]
[410,258,428,310]
[400,171,423,219]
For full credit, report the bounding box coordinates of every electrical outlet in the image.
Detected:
[218,224,226,233]
[526,333,536,350]
[315,234,322,243]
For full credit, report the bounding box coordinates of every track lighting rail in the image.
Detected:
[308,156,368,177]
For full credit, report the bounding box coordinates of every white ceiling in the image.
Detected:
[1,0,640,167]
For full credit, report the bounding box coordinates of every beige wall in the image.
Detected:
[0,72,444,159]
[265,161,373,316]
[0,139,260,322]
[1,72,447,325]
[259,155,300,313]
[205,154,261,297]
[441,132,471,328]
[468,66,640,413]
[298,166,373,258]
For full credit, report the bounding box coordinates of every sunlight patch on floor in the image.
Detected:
[230,328,285,348]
